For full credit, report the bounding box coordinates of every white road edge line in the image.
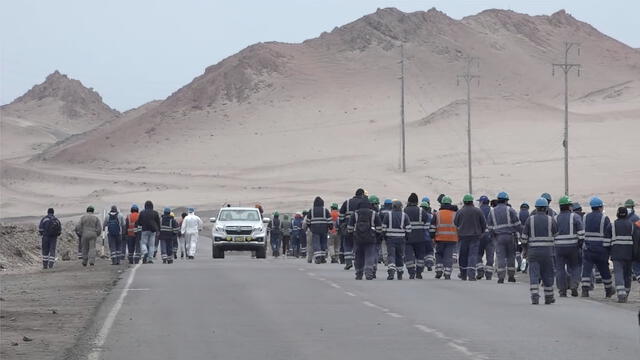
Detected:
[362,301,389,312]
[414,324,485,360]
[345,291,357,297]
[87,263,141,360]
[386,312,403,318]
[330,283,341,289]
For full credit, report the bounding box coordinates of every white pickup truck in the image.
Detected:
[210,207,269,259]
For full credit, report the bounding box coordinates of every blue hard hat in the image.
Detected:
[535,198,548,207]
[384,199,392,205]
[188,207,195,213]
[520,202,529,209]
[541,193,552,202]
[589,197,604,208]
[131,204,139,211]
[421,196,430,203]
[478,195,489,203]
[572,202,582,210]
[163,207,171,214]
[497,192,509,200]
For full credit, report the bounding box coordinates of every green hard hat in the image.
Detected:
[625,199,635,207]
[463,194,474,203]
[559,196,572,206]
[420,201,430,208]
[273,211,279,216]
[441,196,452,205]
[369,195,380,205]
[330,203,339,209]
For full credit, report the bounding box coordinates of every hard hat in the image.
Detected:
[369,195,380,205]
[330,203,339,209]
[589,197,604,208]
[441,196,452,205]
[463,194,474,202]
[520,202,529,209]
[558,196,572,206]
[497,192,509,200]
[131,204,139,211]
[624,199,635,208]
[384,199,392,205]
[477,195,489,203]
[188,207,195,213]
[571,202,582,211]
[541,193,552,202]
[420,201,430,208]
[86,205,95,213]
[163,207,171,214]
[273,211,279,216]
[170,212,175,217]
[535,198,549,207]
[421,196,430,203]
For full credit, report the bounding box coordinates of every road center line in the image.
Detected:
[414,324,485,360]
[87,263,141,360]
[362,301,389,312]
[345,291,357,297]
[386,312,403,318]
[330,283,341,288]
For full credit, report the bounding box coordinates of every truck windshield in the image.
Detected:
[218,210,260,222]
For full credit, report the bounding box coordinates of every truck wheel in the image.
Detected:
[212,246,224,259]
[255,247,266,259]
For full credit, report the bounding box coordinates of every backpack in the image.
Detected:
[107,213,121,236]
[354,210,375,243]
[46,217,62,237]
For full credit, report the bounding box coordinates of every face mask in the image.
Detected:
[627,207,633,214]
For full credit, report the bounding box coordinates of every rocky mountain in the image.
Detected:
[0,71,119,159]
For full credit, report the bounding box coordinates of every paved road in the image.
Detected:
[88,238,639,360]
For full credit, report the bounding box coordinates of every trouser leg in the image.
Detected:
[283,235,290,255]
[108,235,118,264]
[154,235,159,256]
[495,235,509,280]
[443,242,454,277]
[386,240,398,275]
[363,244,377,278]
[567,250,581,290]
[505,237,516,279]
[396,241,405,274]
[312,233,322,261]
[41,236,51,269]
[476,234,487,277]
[467,238,479,280]
[86,236,96,265]
[343,233,354,266]
[47,237,57,268]
[529,260,541,301]
[160,239,168,261]
[140,231,150,261]
[188,233,198,257]
[555,253,568,292]
[414,242,426,275]
[485,237,495,279]
[354,243,365,277]
[404,243,416,275]
[435,242,445,275]
[613,260,630,298]
[541,257,555,301]
[458,238,470,279]
[78,237,83,259]
[593,254,613,294]
[581,251,595,290]
[424,237,434,269]
[127,236,135,263]
[320,233,328,260]
[339,232,345,263]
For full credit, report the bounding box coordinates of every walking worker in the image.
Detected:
[381,200,411,280]
[607,207,639,303]
[580,197,615,298]
[517,202,530,272]
[268,212,283,257]
[104,205,125,265]
[554,196,584,297]
[136,200,161,264]
[306,197,333,263]
[487,192,521,283]
[404,193,430,279]
[476,195,494,280]
[328,203,341,263]
[420,198,435,271]
[124,204,141,264]
[282,214,292,257]
[454,194,487,281]
[290,212,305,258]
[159,208,179,264]
[521,198,558,305]
[75,206,102,267]
[432,196,458,279]
[181,208,203,259]
[177,212,188,258]
[348,199,382,280]
[339,189,368,270]
[38,208,62,269]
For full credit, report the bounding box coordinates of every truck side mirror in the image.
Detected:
[209,217,216,223]
[262,217,270,223]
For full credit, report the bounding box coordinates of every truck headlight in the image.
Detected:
[215,225,224,232]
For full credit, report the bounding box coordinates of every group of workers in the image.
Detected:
[38,201,203,268]
[268,190,640,305]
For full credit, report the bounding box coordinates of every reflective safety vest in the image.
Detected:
[127,213,140,237]
[435,210,458,242]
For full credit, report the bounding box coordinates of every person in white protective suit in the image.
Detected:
[181,208,203,259]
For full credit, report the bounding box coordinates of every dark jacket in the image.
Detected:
[607,218,638,261]
[521,213,558,260]
[339,195,366,228]
[382,209,411,242]
[159,214,179,241]
[136,201,161,233]
[583,211,611,254]
[306,197,332,234]
[39,214,61,238]
[404,204,430,243]
[348,201,382,245]
[268,216,282,235]
[454,204,487,237]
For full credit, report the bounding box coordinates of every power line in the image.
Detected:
[552,41,581,196]
[457,56,480,195]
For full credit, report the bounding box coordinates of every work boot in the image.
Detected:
[153,251,157,258]
[387,271,394,280]
[571,288,579,297]
[409,273,416,280]
[444,274,451,280]
[581,288,589,297]
[458,273,466,281]
[339,255,345,264]
[331,256,338,264]
[314,257,321,264]
[416,272,423,280]
[476,269,484,279]
[397,271,403,280]
[355,273,363,280]
[531,296,539,305]
[168,259,173,264]
[344,262,353,270]
[485,273,493,281]
[180,252,184,259]
[147,259,154,264]
[427,266,433,271]
[559,290,567,298]
[544,296,555,305]
[82,262,87,267]
[508,275,516,283]
[497,277,505,284]
[43,261,48,270]
[365,275,374,280]
[174,253,177,259]
[48,262,54,269]
[435,271,443,279]
[595,278,602,284]
[162,259,167,264]
[605,287,615,298]
[617,295,627,303]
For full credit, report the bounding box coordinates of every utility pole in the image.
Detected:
[457,56,479,195]
[552,42,581,196]
[399,43,406,173]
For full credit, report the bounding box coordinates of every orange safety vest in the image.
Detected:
[329,210,339,234]
[127,213,140,237]
[435,209,458,242]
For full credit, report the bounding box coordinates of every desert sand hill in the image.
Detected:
[1,8,639,218]
[0,71,119,160]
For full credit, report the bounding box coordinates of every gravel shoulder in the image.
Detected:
[0,259,125,360]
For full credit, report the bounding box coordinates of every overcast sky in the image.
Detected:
[1,0,638,111]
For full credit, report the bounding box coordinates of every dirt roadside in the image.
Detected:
[0,259,126,360]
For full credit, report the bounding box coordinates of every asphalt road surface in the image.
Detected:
[85,237,639,360]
